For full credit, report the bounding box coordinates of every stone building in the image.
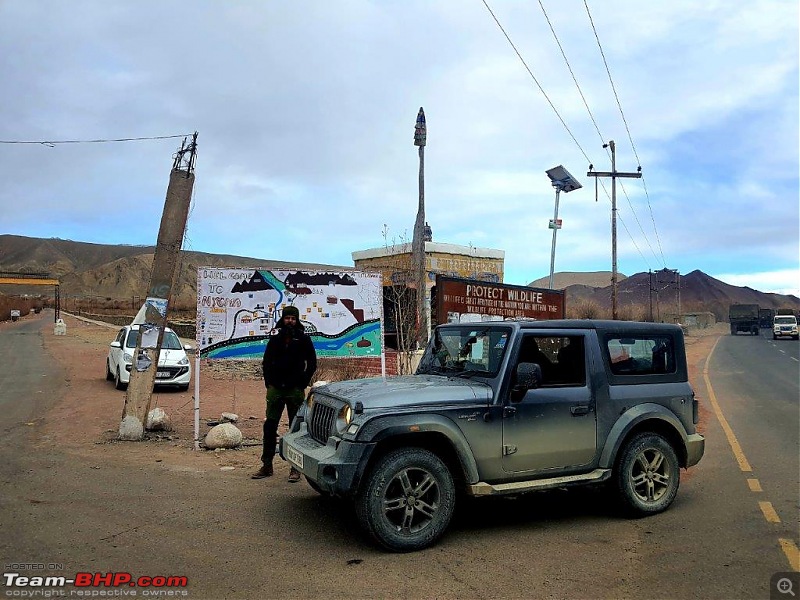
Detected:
[352,240,505,348]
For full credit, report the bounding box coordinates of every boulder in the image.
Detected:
[204,423,243,449]
[220,412,239,423]
[146,407,172,431]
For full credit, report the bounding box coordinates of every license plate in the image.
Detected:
[156,371,171,378]
[285,444,304,469]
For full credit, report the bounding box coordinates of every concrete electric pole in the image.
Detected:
[412,107,428,348]
[119,132,197,441]
[587,140,641,320]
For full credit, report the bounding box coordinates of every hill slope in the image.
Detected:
[2,235,797,319]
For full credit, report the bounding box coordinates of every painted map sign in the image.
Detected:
[434,276,565,324]
[196,268,383,360]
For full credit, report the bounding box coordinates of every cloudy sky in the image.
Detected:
[1,1,797,295]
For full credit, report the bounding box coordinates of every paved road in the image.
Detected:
[0,317,798,599]
[705,331,799,569]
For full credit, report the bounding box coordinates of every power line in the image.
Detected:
[480,0,592,167]
[482,0,653,272]
[0,134,193,146]
[583,0,666,265]
[538,0,660,267]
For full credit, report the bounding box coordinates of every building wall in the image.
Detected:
[353,247,504,286]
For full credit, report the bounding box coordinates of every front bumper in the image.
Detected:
[280,422,375,496]
[773,329,798,338]
[686,433,705,467]
[123,364,190,386]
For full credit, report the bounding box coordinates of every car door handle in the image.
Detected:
[570,405,590,416]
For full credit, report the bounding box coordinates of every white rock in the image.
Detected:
[220,412,239,423]
[118,415,144,441]
[204,423,243,449]
[146,407,172,431]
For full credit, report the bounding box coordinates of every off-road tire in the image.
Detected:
[106,360,114,381]
[615,432,679,517]
[355,447,455,552]
[114,368,127,391]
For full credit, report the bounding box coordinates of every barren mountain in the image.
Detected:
[1,235,797,320]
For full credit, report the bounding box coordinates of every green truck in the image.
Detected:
[729,304,760,335]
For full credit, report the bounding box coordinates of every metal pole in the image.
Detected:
[610,140,618,320]
[412,108,428,348]
[548,184,562,289]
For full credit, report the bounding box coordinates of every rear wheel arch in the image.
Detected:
[601,411,688,469]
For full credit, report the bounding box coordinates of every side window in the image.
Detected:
[115,329,126,344]
[517,335,586,387]
[606,335,675,376]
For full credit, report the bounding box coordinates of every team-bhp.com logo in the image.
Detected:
[4,572,188,596]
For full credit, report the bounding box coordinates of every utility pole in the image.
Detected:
[587,140,641,320]
[119,132,197,441]
[412,107,428,348]
[649,270,654,322]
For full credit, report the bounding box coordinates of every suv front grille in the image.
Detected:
[309,402,337,444]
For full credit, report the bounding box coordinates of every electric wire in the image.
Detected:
[482,0,651,270]
[583,0,666,265]
[538,0,659,267]
[0,134,193,146]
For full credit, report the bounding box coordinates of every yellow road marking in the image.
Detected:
[703,338,752,472]
[747,478,762,492]
[759,501,781,523]
[779,539,800,571]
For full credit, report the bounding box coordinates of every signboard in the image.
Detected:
[434,276,565,324]
[548,219,563,230]
[196,268,383,359]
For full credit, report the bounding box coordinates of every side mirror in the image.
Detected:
[183,344,194,353]
[512,362,542,397]
[110,341,121,349]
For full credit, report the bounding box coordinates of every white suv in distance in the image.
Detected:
[773,315,799,340]
[106,325,192,391]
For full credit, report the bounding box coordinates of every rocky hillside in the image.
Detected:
[2,235,797,320]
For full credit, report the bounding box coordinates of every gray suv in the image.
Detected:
[280,320,705,551]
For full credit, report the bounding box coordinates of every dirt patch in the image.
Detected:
[41,314,276,473]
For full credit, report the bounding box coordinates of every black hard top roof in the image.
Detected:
[438,319,683,334]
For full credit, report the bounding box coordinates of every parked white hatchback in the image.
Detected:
[106,325,192,391]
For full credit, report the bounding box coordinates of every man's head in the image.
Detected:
[281,305,300,327]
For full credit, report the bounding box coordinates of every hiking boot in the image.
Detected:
[251,464,273,479]
[288,468,301,483]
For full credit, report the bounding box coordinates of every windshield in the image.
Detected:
[125,329,183,350]
[774,316,796,325]
[417,326,511,377]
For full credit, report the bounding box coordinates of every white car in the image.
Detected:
[773,315,799,340]
[106,325,192,391]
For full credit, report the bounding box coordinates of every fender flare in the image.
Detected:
[599,403,689,469]
[359,412,481,483]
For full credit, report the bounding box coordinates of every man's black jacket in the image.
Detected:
[261,323,317,390]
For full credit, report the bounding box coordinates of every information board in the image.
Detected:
[196,268,383,360]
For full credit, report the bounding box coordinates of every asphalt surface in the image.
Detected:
[0,316,798,599]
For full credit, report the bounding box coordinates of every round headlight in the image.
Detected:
[342,404,353,425]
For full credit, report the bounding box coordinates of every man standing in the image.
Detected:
[252,305,317,481]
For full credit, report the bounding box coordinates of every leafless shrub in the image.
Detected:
[568,299,605,319]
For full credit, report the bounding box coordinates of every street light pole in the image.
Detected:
[548,183,563,290]
[545,166,582,290]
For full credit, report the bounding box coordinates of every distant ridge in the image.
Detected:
[1,235,797,319]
